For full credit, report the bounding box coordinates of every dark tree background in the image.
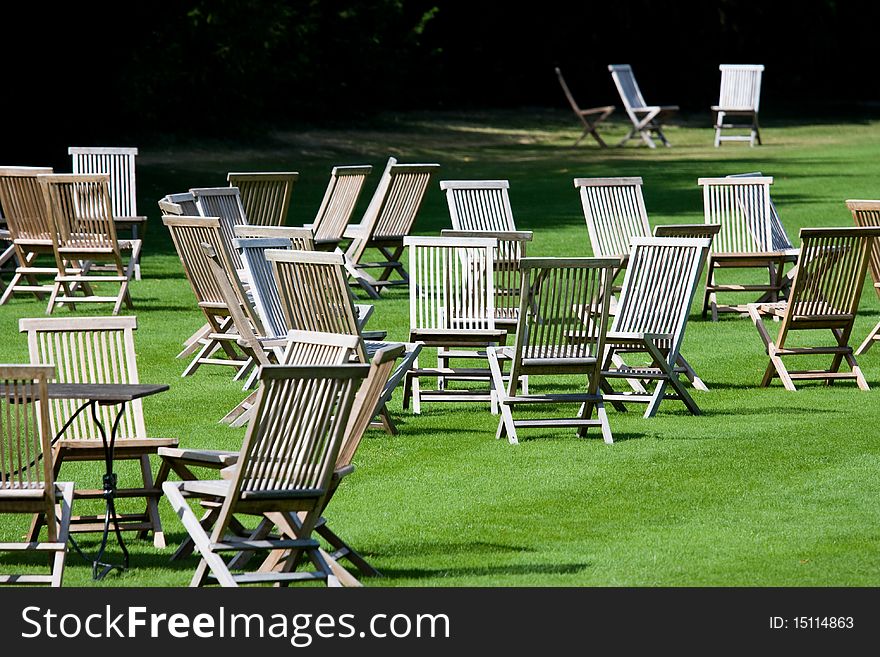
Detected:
[3,0,878,162]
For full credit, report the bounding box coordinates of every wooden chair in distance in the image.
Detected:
[441,179,517,232]
[712,65,764,147]
[162,363,368,587]
[747,226,880,391]
[310,165,372,251]
[487,257,617,444]
[227,172,298,227]
[0,364,74,587]
[69,147,146,279]
[157,192,199,217]
[0,167,57,304]
[608,64,678,148]
[191,186,249,269]
[554,67,615,147]
[699,176,797,321]
[19,317,178,548]
[344,157,440,298]
[601,237,710,416]
[38,173,141,315]
[846,200,880,354]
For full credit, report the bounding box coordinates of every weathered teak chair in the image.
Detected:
[19,317,177,548]
[266,248,420,433]
[233,224,315,249]
[191,187,248,269]
[601,237,711,416]
[227,172,298,227]
[162,215,248,376]
[38,173,141,315]
[712,65,764,147]
[162,363,368,587]
[608,64,678,148]
[487,257,617,444]
[653,223,722,241]
[69,147,146,279]
[402,236,507,413]
[310,165,372,251]
[344,157,440,298]
[747,226,880,391]
[554,67,615,147]
[157,192,198,217]
[0,167,57,304]
[441,179,518,232]
[0,364,74,587]
[699,176,797,321]
[847,200,880,354]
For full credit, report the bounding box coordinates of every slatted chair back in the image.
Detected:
[202,244,266,351]
[405,236,498,334]
[312,165,372,244]
[0,167,55,241]
[191,187,248,268]
[227,172,298,227]
[611,238,710,357]
[19,317,146,441]
[846,200,880,298]
[39,173,119,250]
[229,364,367,500]
[69,147,138,220]
[0,364,55,493]
[158,192,199,217]
[233,224,315,250]
[575,177,651,258]
[786,227,880,323]
[726,172,793,251]
[653,223,722,241]
[718,65,763,112]
[236,235,295,340]
[162,215,233,309]
[280,330,360,367]
[440,180,517,232]
[699,176,776,253]
[609,64,648,114]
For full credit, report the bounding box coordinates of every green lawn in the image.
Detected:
[2,109,879,586]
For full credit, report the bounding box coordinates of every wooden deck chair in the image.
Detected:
[487,257,617,444]
[227,172,298,227]
[712,65,764,147]
[601,237,711,416]
[441,179,518,232]
[344,157,440,298]
[402,236,508,413]
[266,249,421,433]
[846,200,880,354]
[38,173,141,316]
[310,165,372,251]
[554,67,615,147]
[19,318,178,548]
[162,363,368,587]
[0,364,74,587]
[747,226,880,390]
[0,167,57,304]
[69,147,145,279]
[608,64,678,148]
[162,215,249,376]
[699,176,797,320]
[191,187,248,269]
[158,192,198,217]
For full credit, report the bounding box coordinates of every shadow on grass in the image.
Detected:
[377,562,591,580]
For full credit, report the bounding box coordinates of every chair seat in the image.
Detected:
[59,437,179,450]
[158,447,238,466]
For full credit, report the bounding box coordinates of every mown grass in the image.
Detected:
[1,109,879,586]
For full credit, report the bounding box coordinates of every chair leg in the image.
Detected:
[677,354,709,391]
[139,455,165,549]
[487,349,518,444]
[856,320,880,355]
[50,482,74,587]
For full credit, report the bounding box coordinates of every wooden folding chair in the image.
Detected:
[227,172,298,227]
[747,226,880,391]
[699,176,798,320]
[554,67,615,147]
[191,187,248,269]
[601,237,711,416]
[310,165,372,251]
[0,167,57,304]
[69,147,146,279]
[712,65,764,147]
[38,173,141,315]
[19,318,177,548]
[441,179,518,232]
[162,363,368,587]
[608,64,678,148]
[344,157,440,298]
[162,215,249,376]
[847,200,880,354]
[487,257,617,444]
[0,364,74,587]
